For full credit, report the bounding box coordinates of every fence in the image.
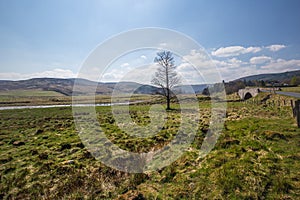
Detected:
[244,97,300,128]
[243,96,292,107]
[292,100,300,128]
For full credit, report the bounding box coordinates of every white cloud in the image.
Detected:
[212,46,244,57]
[0,68,77,80]
[120,63,130,67]
[181,49,215,69]
[140,55,147,60]
[212,58,250,81]
[212,44,287,57]
[250,56,272,64]
[159,42,167,47]
[177,63,206,84]
[177,50,224,84]
[261,59,300,71]
[213,58,247,70]
[266,44,286,52]
[177,62,193,72]
[101,64,158,84]
[211,46,261,57]
[0,43,293,85]
[101,70,124,82]
[243,46,261,54]
[213,56,300,81]
[228,58,241,63]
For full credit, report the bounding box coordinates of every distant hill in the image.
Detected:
[0,78,161,96]
[202,70,300,95]
[236,70,300,83]
[0,78,76,96]
[5,70,298,97]
[173,84,207,94]
[0,78,208,96]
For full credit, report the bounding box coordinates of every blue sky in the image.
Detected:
[0,0,300,83]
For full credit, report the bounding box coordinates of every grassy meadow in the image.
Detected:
[281,86,300,93]
[0,93,299,199]
[0,90,158,106]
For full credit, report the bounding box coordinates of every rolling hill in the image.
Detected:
[0,78,208,96]
[1,70,298,97]
[0,78,162,96]
[235,70,300,83]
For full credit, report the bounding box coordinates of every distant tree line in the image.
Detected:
[243,77,300,87]
[202,75,300,96]
[290,76,300,85]
[202,80,246,95]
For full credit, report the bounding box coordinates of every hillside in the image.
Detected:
[0,78,207,96]
[2,69,299,97]
[0,78,160,96]
[173,84,207,94]
[236,70,300,84]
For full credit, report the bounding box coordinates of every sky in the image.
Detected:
[0,0,300,84]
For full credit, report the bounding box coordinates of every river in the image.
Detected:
[0,102,133,111]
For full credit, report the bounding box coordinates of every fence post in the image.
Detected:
[296,100,300,128]
[291,100,295,117]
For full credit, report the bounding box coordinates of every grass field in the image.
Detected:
[281,86,300,93]
[0,90,65,97]
[0,89,160,106]
[0,94,299,199]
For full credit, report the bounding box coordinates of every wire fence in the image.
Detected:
[243,94,300,128]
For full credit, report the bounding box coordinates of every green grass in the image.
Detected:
[0,95,299,199]
[281,86,300,93]
[0,92,160,106]
[0,90,65,97]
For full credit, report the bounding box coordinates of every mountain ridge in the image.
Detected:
[0,78,161,96]
[234,70,300,83]
[0,69,299,96]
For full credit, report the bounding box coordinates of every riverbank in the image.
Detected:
[0,101,143,111]
[0,93,160,107]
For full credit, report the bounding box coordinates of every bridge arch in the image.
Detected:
[238,88,260,100]
[244,92,252,100]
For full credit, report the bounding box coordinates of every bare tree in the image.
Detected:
[151,51,180,110]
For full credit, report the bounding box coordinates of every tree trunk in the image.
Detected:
[166,65,170,110]
[167,94,171,110]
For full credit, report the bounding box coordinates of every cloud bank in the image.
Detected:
[0,69,77,80]
[266,44,286,52]
[0,44,298,84]
[211,46,262,57]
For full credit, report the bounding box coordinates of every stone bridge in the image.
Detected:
[238,88,260,100]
